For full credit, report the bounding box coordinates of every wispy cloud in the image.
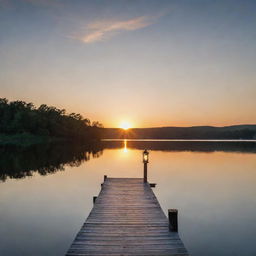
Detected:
[76,16,159,43]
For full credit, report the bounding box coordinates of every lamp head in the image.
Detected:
[143,149,149,163]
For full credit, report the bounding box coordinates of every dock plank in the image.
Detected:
[66,178,189,256]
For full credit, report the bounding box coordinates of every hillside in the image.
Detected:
[102,125,256,140]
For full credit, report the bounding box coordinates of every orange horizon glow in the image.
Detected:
[110,122,256,129]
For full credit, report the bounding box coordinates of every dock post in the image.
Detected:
[104,175,107,181]
[93,196,97,204]
[144,163,147,183]
[168,209,178,232]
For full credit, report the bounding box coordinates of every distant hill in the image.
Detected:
[101,125,256,140]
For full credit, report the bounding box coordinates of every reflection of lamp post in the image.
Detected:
[143,150,149,183]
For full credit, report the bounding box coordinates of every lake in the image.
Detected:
[0,140,256,256]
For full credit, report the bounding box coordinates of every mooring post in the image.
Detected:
[104,175,107,181]
[168,209,178,232]
[93,196,97,204]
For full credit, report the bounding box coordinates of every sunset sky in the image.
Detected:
[0,0,255,128]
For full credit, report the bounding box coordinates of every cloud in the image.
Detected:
[77,16,158,43]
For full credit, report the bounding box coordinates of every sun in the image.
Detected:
[120,121,131,130]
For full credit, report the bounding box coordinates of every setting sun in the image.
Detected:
[120,121,131,130]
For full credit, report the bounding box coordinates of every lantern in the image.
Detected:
[143,150,149,163]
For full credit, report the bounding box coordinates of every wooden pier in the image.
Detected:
[66,177,189,256]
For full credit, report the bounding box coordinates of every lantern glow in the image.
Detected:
[143,149,149,163]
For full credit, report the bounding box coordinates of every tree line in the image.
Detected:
[0,98,103,141]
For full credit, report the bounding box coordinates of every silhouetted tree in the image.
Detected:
[0,98,102,141]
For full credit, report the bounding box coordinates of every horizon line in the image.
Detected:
[105,124,256,129]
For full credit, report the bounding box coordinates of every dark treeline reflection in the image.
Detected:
[0,142,103,182]
[102,140,256,153]
[2,140,256,182]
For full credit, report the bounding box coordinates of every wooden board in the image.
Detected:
[66,178,189,256]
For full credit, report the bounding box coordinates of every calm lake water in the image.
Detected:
[0,140,256,256]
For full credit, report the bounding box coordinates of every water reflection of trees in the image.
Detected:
[2,140,256,182]
[0,142,103,182]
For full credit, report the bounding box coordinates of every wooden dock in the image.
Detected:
[66,177,189,256]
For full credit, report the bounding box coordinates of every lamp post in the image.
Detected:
[143,150,149,183]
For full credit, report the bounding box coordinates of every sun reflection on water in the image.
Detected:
[123,139,128,153]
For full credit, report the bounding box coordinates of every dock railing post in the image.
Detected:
[168,209,178,232]
[144,162,147,183]
[104,175,107,181]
